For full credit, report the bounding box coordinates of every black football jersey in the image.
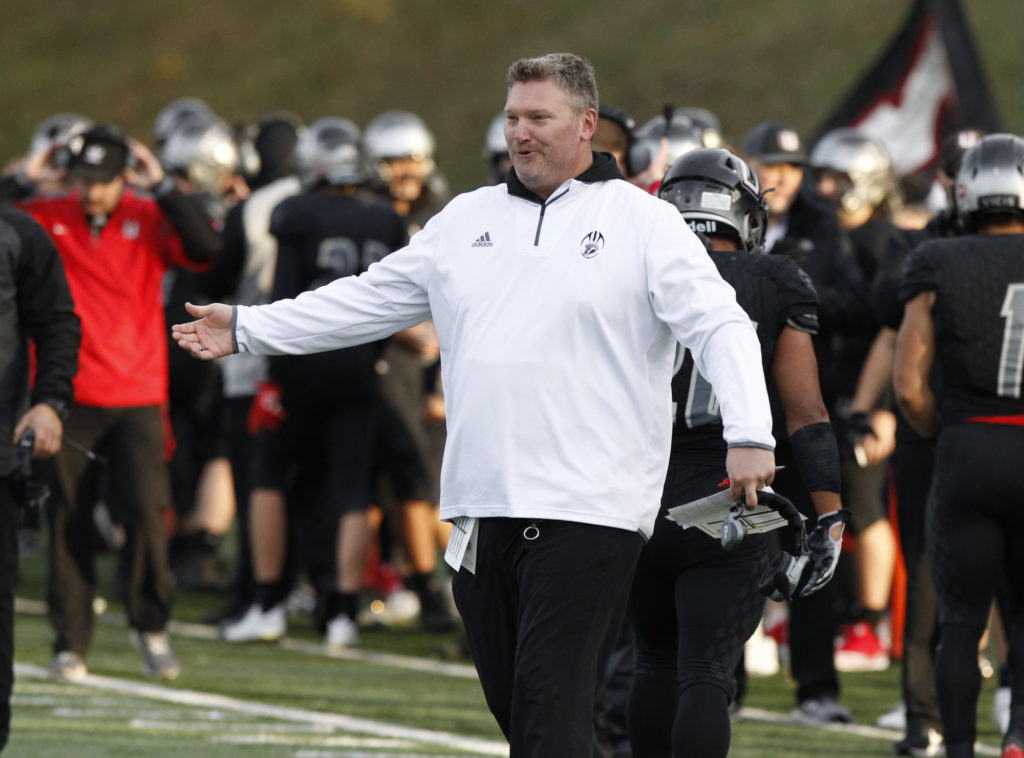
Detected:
[900,234,1024,422]
[671,252,819,461]
[873,218,947,330]
[267,190,408,401]
[872,214,953,443]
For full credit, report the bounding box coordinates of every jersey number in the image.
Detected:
[673,345,720,428]
[997,283,1024,398]
[316,237,391,276]
[673,320,758,427]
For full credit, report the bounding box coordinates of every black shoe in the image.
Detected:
[894,725,943,756]
[420,604,459,633]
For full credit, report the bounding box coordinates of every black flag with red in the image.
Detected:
[815,0,1000,179]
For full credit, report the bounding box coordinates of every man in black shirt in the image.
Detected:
[0,204,79,750]
[742,121,860,723]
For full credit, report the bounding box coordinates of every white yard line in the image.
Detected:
[16,597,478,680]
[16,663,509,756]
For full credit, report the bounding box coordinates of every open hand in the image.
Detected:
[171,302,235,359]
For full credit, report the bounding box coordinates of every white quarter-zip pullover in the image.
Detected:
[234,159,774,537]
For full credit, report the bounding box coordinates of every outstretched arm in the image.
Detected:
[171,302,235,359]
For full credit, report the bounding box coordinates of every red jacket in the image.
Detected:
[25,188,195,407]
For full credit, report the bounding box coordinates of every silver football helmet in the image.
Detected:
[30,112,94,157]
[483,112,510,183]
[483,112,507,158]
[292,116,363,189]
[636,111,705,170]
[809,128,898,214]
[363,110,436,187]
[674,107,724,149]
[954,133,1024,231]
[159,120,240,195]
[152,97,218,148]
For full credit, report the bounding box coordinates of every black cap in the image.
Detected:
[65,125,130,183]
[741,121,806,165]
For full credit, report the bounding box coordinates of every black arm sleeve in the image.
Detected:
[154,181,222,263]
[198,201,247,300]
[789,421,841,494]
[5,207,80,405]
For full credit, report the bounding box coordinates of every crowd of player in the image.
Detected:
[2,87,1023,758]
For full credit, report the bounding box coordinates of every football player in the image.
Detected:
[848,128,983,756]
[809,128,902,673]
[894,133,1024,758]
[626,148,847,758]
[220,117,407,648]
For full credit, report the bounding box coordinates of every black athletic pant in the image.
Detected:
[47,404,174,656]
[627,462,769,758]
[452,517,643,758]
[773,462,842,704]
[0,479,16,751]
[928,424,1024,751]
[891,440,940,734]
[222,395,255,610]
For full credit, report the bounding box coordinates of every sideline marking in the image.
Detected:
[16,663,509,756]
[16,597,478,680]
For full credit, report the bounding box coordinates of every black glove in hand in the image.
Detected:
[799,509,850,597]
[844,411,876,444]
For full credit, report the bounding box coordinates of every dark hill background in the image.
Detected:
[3,0,1019,193]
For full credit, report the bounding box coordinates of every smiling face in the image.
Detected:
[504,78,597,199]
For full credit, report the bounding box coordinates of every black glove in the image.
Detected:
[844,411,876,445]
[841,412,876,468]
[798,509,850,598]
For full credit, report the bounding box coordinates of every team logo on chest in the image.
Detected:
[122,221,140,240]
[579,230,604,259]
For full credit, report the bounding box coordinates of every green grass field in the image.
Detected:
[7,538,1008,757]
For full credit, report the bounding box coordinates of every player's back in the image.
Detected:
[901,234,1024,422]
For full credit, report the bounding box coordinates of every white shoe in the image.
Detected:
[357,589,421,627]
[877,701,907,730]
[129,629,180,680]
[325,614,360,649]
[220,603,286,642]
[744,621,780,677]
[48,651,87,681]
[994,685,1011,735]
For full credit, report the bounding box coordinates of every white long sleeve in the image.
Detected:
[233,178,773,537]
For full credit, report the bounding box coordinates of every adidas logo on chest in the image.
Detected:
[471,232,493,247]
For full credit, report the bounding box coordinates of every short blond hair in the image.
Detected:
[506,53,599,116]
